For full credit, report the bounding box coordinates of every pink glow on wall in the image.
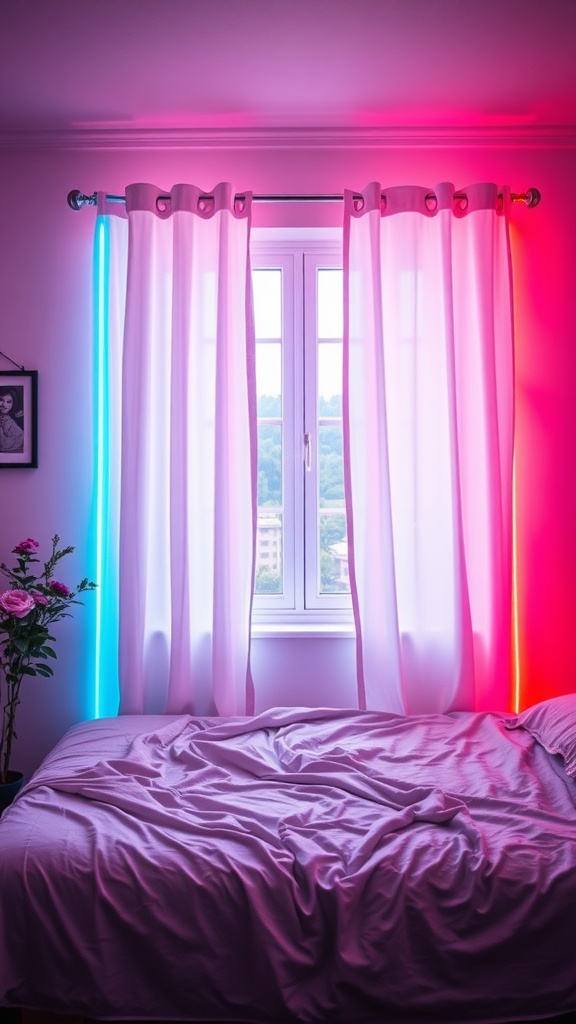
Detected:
[510,187,576,709]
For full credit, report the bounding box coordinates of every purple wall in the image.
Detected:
[1,135,575,777]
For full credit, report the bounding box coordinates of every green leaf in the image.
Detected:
[41,646,57,659]
[34,664,54,677]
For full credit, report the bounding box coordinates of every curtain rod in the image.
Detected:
[67,187,542,210]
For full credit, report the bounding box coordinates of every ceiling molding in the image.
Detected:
[2,125,576,150]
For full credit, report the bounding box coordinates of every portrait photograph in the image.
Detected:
[0,370,38,467]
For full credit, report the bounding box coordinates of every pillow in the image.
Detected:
[505,694,576,777]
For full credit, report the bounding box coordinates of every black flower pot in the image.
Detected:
[0,770,25,814]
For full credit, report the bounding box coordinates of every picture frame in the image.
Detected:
[0,370,38,468]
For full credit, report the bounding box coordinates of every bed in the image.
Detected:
[1,696,576,1024]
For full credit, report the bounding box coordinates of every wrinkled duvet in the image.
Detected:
[1,705,576,1023]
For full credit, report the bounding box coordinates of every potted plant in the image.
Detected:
[0,535,96,810]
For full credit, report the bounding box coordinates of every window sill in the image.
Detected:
[251,620,355,640]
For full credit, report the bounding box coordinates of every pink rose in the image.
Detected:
[49,580,71,598]
[13,538,40,555]
[33,594,49,606]
[0,589,35,618]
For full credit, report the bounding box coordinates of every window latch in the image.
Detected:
[304,432,312,472]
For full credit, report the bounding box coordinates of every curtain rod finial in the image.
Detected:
[523,187,541,208]
[67,190,96,211]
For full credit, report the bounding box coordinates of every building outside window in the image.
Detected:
[251,230,352,629]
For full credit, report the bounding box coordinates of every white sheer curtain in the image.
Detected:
[343,182,515,715]
[97,182,256,717]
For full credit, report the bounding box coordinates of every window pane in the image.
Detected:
[318,424,344,508]
[317,269,343,338]
[318,342,342,416]
[252,269,282,338]
[256,342,282,417]
[319,513,349,594]
[255,513,283,595]
[257,423,282,507]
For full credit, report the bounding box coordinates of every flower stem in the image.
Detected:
[1,665,22,782]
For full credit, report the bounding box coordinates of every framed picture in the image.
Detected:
[0,370,38,468]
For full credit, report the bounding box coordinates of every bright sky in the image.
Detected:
[253,268,343,399]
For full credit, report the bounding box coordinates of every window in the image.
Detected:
[251,231,351,628]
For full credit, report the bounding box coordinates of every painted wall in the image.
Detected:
[1,136,575,777]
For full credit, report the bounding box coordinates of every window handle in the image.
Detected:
[304,432,312,472]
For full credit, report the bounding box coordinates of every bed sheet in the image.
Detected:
[1,705,576,1023]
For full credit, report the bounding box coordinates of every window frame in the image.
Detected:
[252,249,298,614]
[250,228,353,633]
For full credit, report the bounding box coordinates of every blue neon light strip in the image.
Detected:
[93,217,109,718]
[93,213,125,718]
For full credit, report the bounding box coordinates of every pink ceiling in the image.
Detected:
[1,0,576,133]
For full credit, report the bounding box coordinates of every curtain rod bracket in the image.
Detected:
[516,187,541,208]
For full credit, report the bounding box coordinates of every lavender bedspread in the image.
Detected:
[1,706,576,1023]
